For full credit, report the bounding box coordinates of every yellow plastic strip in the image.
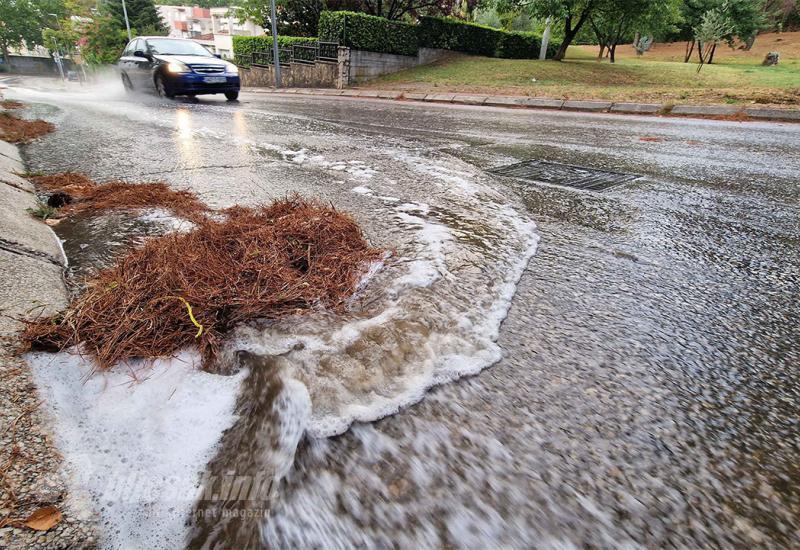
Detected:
[175,296,203,338]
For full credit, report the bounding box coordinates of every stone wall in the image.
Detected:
[240,60,339,89]
[239,46,451,89]
[347,48,450,84]
[1,56,75,76]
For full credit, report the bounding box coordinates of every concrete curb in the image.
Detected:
[0,139,68,333]
[245,86,800,122]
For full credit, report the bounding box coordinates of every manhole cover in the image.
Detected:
[489,160,639,191]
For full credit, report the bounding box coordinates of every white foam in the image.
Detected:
[27,350,245,549]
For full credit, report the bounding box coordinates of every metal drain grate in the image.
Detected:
[489,160,639,191]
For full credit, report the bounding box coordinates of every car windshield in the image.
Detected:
[146,39,211,56]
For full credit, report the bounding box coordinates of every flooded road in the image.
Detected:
[8,80,800,548]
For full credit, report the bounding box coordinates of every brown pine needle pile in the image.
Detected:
[0,100,25,109]
[22,197,384,371]
[30,173,210,223]
[0,111,55,143]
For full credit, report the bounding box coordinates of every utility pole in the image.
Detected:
[121,0,132,41]
[269,0,281,88]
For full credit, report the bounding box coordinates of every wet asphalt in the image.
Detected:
[8,82,800,547]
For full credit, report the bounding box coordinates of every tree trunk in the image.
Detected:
[553,5,595,61]
[1,43,11,71]
[597,44,605,59]
[610,43,617,63]
[684,40,695,63]
[707,43,717,64]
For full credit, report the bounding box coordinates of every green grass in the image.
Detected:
[366,34,800,106]
[27,201,58,221]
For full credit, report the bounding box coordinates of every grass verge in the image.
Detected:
[366,32,800,106]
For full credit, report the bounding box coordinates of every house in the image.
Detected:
[156,5,264,59]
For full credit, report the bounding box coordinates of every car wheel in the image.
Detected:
[155,74,174,99]
[121,73,133,93]
[225,91,239,101]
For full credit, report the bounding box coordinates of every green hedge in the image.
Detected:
[232,35,317,64]
[232,15,558,63]
[318,11,418,57]
[419,16,560,59]
[419,17,504,57]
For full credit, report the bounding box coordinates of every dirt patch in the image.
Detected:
[30,172,211,223]
[22,197,384,372]
[0,112,55,144]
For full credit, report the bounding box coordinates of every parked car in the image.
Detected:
[118,37,240,101]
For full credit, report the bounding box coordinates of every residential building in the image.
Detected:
[157,5,264,59]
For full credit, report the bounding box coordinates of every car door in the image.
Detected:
[118,39,138,89]
[130,39,154,89]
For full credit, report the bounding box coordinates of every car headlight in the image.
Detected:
[166,62,190,74]
[225,63,238,74]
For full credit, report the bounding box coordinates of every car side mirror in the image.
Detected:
[134,50,150,60]
[214,53,222,59]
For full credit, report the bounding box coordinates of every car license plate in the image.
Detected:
[203,76,226,84]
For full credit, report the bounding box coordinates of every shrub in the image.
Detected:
[496,31,541,59]
[419,16,503,56]
[318,11,418,57]
[420,16,560,59]
[233,35,317,65]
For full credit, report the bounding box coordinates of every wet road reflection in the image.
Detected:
[10,83,800,547]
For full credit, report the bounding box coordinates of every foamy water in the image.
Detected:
[26,351,246,548]
[15,83,541,547]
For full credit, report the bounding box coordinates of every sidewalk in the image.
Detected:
[0,131,96,546]
[247,87,800,122]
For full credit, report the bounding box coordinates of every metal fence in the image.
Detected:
[236,41,339,69]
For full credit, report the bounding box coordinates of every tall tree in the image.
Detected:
[589,0,682,62]
[103,0,168,35]
[0,0,68,68]
[529,0,602,60]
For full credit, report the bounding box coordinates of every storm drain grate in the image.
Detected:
[489,160,639,191]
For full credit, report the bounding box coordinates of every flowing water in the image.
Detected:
[9,78,800,548]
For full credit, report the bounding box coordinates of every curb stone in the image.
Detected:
[744,108,800,121]
[611,103,664,114]
[452,94,488,105]
[524,98,564,109]
[425,93,456,103]
[0,137,97,548]
[562,100,614,112]
[670,105,742,116]
[243,87,800,122]
[483,96,529,107]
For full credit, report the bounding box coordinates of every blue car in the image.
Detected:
[118,37,240,101]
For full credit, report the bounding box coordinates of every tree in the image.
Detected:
[0,0,70,68]
[82,13,131,64]
[589,0,682,62]
[680,0,764,61]
[529,0,602,60]
[694,4,733,69]
[233,0,331,36]
[103,0,168,35]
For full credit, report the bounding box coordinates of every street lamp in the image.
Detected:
[121,0,132,41]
